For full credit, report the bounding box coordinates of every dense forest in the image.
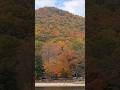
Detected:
[35,7,85,80]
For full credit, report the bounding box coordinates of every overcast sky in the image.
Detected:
[35,0,85,17]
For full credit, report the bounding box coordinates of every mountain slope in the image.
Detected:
[35,7,85,79]
[36,7,85,33]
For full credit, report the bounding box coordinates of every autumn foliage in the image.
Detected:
[35,7,85,79]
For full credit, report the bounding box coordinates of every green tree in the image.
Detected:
[61,68,71,78]
[35,56,44,80]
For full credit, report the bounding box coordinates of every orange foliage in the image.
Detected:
[44,52,72,77]
[70,31,85,38]
[57,40,65,48]
[53,63,62,77]
[51,30,60,36]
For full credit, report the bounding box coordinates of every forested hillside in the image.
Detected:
[35,7,85,80]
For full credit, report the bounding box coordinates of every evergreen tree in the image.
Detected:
[35,56,44,80]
